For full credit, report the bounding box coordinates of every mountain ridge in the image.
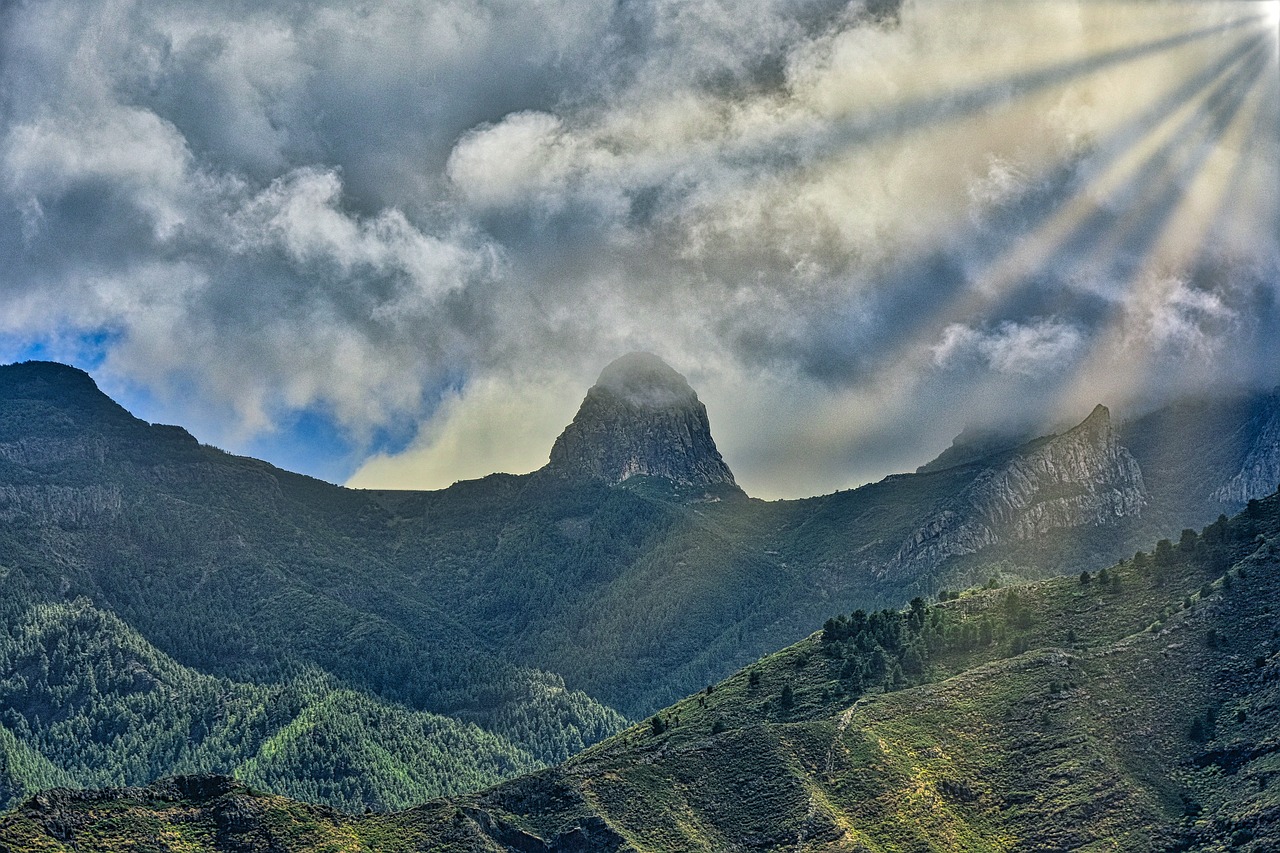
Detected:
[7,489,1279,850]
[883,403,1147,581]
[0,357,1278,816]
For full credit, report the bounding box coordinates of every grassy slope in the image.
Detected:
[510,496,1276,852]
[3,361,1273,823]
[5,493,1278,851]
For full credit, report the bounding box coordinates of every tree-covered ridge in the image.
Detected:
[2,359,1278,823]
[6,490,1280,850]
[0,597,539,813]
[0,361,629,778]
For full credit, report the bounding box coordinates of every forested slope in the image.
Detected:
[1,358,1277,814]
[0,596,538,812]
[7,490,1280,850]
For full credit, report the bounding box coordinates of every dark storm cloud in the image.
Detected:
[1,0,1276,497]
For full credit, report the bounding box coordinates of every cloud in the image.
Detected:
[1133,274,1238,359]
[1,0,1276,496]
[448,112,574,208]
[4,107,193,236]
[348,371,586,489]
[932,319,1087,377]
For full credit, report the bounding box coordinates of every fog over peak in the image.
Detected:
[2,0,1276,498]
[592,352,697,407]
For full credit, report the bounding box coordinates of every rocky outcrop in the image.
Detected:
[544,353,740,491]
[886,405,1147,577]
[1212,392,1280,506]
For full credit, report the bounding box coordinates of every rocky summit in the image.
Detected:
[544,352,740,492]
[4,355,1280,840]
[886,404,1148,578]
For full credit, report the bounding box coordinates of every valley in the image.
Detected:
[0,354,1278,848]
[5,486,1278,850]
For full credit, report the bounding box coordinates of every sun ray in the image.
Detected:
[789,0,1280,444]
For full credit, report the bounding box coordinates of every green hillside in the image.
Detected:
[5,490,1279,850]
[0,362,628,782]
[0,596,540,813]
[0,725,71,810]
[1,359,1276,814]
[456,493,1278,851]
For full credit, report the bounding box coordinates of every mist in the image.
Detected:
[2,0,1276,498]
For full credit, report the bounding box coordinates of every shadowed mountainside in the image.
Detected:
[6,490,1279,851]
[0,356,1276,813]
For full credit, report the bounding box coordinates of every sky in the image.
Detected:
[1,0,1277,499]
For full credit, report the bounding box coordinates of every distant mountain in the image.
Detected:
[0,357,1277,814]
[1121,387,1280,528]
[8,490,1278,851]
[0,360,625,809]
[545,352,740,494]
[886,404,1147,580]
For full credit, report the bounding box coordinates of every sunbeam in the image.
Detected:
[2,0,1277,496]
[747,0,1280,485]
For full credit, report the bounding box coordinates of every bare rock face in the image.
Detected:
[1213,391,1280,506]
[887,404,1147,577]
[545,353,739,491]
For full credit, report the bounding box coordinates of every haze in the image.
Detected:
[1,0,1276,499]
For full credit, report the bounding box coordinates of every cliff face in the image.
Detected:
[1213,392,1280,506]
[887,405,1147,577]
[0,362,202,528]
[545,353,739,491]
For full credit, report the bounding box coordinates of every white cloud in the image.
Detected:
[1128,274,1238,359]
[933,319,1086,377]
[447,112,573,207]
[348,372,586,489]
[235,168,485,299]
[0,0,1276,495]
[4,106,195,238]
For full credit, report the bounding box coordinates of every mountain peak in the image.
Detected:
[593,352,697,408]
[1080,403,1110,427]
[0,360,137,427]
[0,360,203,459]
[545,353,740,493]
[2,359,100,392]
